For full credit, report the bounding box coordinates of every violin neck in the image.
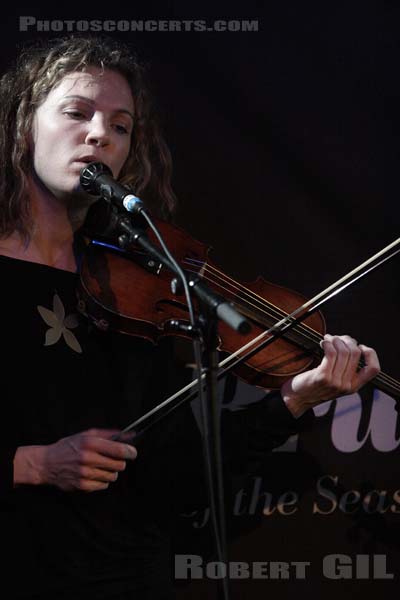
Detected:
[371,372,400,401]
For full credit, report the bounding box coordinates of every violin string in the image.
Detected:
[183,258,400,394]
[184,258,321,338]
[216,316,400,395]
[193,263,400,393]
[184,258,324,345]
[184,257,396,368]
[184,237,400,342]
[183,260,400,392]
[198,269,400,392]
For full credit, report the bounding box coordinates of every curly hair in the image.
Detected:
[0,35,177,239]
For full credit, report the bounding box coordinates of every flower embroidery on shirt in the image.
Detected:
[37,293,82,354]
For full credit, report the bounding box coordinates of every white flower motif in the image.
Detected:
[37,293,82,354]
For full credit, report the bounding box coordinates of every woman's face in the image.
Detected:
[31,67,134,200]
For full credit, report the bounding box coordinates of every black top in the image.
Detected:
[0,255,313,599]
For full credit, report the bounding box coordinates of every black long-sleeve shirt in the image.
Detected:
[0,255,313,599]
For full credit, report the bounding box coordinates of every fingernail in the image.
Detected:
[125,445,137,459]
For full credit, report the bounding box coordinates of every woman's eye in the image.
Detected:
[64,110,86,119]
[113,124,129,135]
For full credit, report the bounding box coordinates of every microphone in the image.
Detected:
[80,163,251,335]
[80,162,144,215]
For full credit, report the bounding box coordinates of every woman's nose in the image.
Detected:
[85,116,110,147]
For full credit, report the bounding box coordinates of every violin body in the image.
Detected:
[77,215,325,389]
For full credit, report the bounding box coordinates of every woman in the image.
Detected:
[0,36,379,599]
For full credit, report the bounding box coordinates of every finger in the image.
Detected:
[83,436,137,461]
[84,428,122,439]
[79,479,111,493]
[80,466,120,483]
[80,450,127,472]
[98,439,137,461]
[337,334,358,347]
[332,335,362,390]
[329,336,351,382]
[318,334,338,378]
[353,344,381,388]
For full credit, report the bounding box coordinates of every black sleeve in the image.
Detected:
[124,338,315,513]
[1,379,19,501]
[150,384,314,515]
[220,389,314,481]
[0,446,18,500]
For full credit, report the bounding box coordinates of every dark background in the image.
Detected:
[1,2,399,598]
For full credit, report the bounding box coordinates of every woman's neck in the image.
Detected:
[0,230,78,272]
[0,182,90,272]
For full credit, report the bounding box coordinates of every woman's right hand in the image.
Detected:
[13,429,138,492]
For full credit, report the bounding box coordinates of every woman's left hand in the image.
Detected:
[280,334,381,417]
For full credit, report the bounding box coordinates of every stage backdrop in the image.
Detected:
[2,3,399,599]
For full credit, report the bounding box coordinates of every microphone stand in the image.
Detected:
[196,303,230,600]
[104,209,250,600]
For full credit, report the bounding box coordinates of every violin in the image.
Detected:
[77,202,400,400]
[77,198,400,588]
